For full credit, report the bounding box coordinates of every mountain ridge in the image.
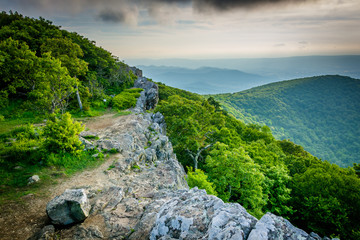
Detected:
[139,65,271,94]
[211,75,360,167]
[128,55,360,81]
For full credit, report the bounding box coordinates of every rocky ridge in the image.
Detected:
[34,78,337,240]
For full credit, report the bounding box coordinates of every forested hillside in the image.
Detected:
[0,11,136,119]
[211,75,360,167]
[155,84,360,239]
[139,66,270,94]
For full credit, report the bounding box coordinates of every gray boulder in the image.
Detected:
[79,136,96,150]
[149,188,257,240]
[46,189,91,226]
[96,139,122,152]
[247,212,309,240]
[27,175,40,185]
[151,112,166,134]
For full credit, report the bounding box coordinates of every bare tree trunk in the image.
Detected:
[76,85,83,111]
[187,143,213,170]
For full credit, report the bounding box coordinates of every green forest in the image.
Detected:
[155,85,360,239]
[211,75,360,167]
[0,11,137,118]
[1,12,360,240]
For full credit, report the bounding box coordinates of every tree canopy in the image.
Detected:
[211,75,360,167]
[0,11,137,114]
[156,83,360,239]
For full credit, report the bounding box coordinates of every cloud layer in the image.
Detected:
[2,0,316,24]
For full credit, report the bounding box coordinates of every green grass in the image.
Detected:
[113,110,132,117]
[0,100,44,135]
[0,118,39,135]
[0,150,105,203]
[107,164,116,170]
[0,94,134,203]
[82,135,100,140]
[71,107,113,119]
[131,164,140,170]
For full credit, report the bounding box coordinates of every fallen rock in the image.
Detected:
[27,175,40,185]
[46,189,91,226]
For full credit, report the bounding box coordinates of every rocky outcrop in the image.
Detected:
[134,77,159,111]
[129,66,143,77]
[147,188,257,240]
[37,78,335,240]
[248,213,316,240]
[46,189,91,226]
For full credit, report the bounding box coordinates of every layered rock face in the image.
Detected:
[134,77,159,111]
[37,78,336,240]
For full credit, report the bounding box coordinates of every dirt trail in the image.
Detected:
[0,113,134,240]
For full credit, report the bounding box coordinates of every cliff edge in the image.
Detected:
[30,78,337,240]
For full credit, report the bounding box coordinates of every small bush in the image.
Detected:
[109,148,118,154]
[112,88,143,111]
[0,124,43,165]
[83,135,99,140]
[10,124,38,140]
[186,167,217,196]
[43,112,84,155]
[125,88,143,93]
[113,111,131,117]
[131,164,140,170]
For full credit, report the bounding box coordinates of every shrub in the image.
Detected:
[112,88,143,111]
[0,124,42,164]
[43,112,84,155]
[186,167,217,196]
[125,88,143,93]
[10,124,38,140]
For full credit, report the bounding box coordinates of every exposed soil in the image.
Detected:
[0,113,134,240]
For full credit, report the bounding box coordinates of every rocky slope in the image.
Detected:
[31,78,337,240]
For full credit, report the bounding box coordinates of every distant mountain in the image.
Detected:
[211,75,360,167]
[139,66,272,94]
[127,55,360,81]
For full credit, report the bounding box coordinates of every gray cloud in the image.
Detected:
[274,43,286,47]
[98,10,126,23]
[2,0,317,25]
[162,0,316,11]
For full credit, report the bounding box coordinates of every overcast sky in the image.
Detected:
[1,0,360,61]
